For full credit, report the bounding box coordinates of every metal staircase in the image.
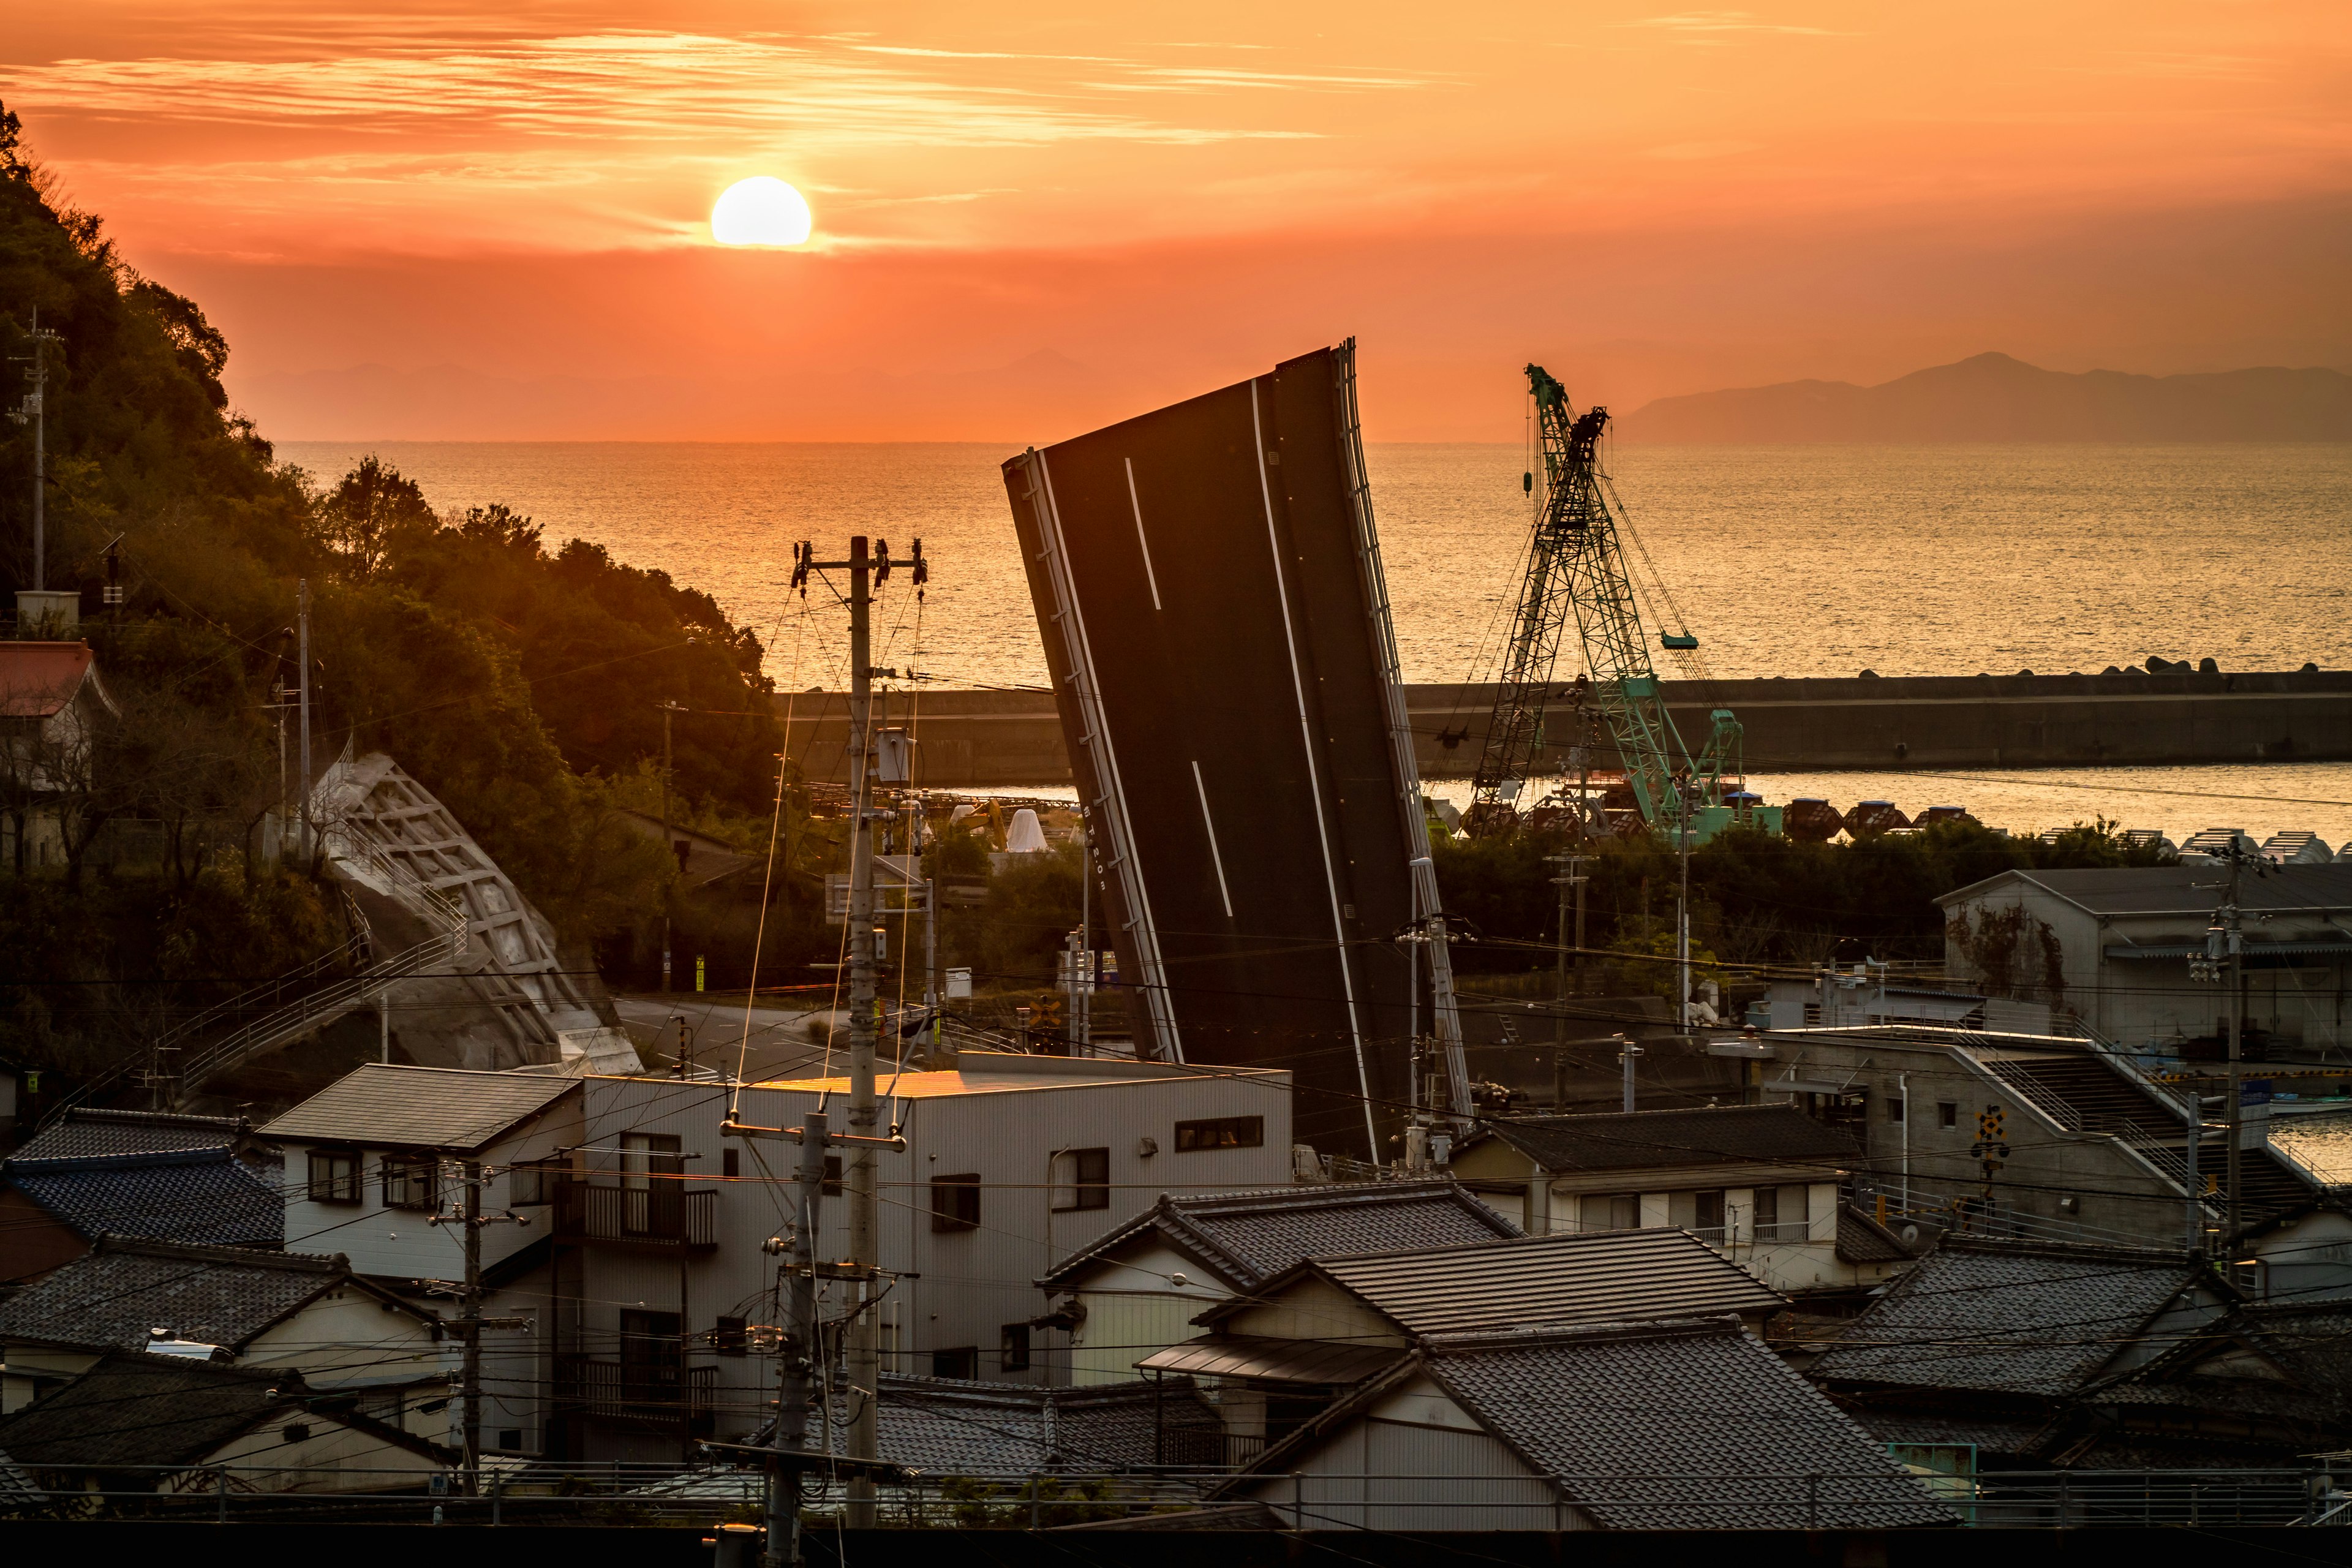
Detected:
[1981,1052,2315,1225]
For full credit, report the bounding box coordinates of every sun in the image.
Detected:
[710,178,813,247]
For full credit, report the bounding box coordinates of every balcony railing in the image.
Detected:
[557,1356,718,1432]
[553,1180,717,1248]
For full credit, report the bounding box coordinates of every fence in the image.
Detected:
[553,1180,719,1246]
[1,1463,2342,1529]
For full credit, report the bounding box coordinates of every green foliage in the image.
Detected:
[0,856,340,1071]
[937,841,1083,987]
[0,100,792,1060]
[1434,816,2174,974]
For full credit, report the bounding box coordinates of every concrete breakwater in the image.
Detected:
[775,668,2352,788]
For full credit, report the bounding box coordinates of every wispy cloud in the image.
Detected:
[3,29,1357,153]
[1626,12,1849,39]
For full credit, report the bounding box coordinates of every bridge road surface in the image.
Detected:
[1004,346,1427,1161]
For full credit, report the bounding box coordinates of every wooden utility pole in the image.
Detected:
[296,580,312,859]
[659,699,684,992]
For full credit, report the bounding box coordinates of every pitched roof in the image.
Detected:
[1041,1180,1518,1291]
[0,1448,40,1510]
[258,1063,578,1151]
[1483,1105,1861,1175]
[9,1109,246,1163]
[1937,864,2352,917]
[1231,1319,1953,1530]
[1201,1228,1785,1337]
[0,642,99,720]
[0,1236,407,1354]
[1807,1237,2211,1397]
[6,1148,281,1250]
[0,1352,301,1468]
[1834,1204,1915,1265]
[1135,1333,1406,1387]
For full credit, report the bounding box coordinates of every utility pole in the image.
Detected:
[659,699,684,993]
[459,1159,483,1495]
[2190,845,2254,1255]
[2222,851,2246,1256]
[763,1107,829,1568]
[1076,829,1091,1054]
[840,537,881,1525]
[1618,1033,1642,1114]
[1547,851,1589,1110]
[296,580,313,859]
[9,309,60,593]
[428,1159,522,1496]
[1676,790,1693,1032]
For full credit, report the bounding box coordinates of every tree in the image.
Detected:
[316,454,436,577]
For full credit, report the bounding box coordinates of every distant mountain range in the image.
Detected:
[1616,352,2352,442]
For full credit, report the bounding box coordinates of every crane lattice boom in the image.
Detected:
[1470,364,1754,840]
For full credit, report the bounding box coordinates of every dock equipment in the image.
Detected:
[1467,366,1774,844]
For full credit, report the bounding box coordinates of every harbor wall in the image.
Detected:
[775,668,2352,788]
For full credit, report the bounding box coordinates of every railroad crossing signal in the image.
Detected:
[1972,1104,2010,1188]
[1031,992,1064,1033]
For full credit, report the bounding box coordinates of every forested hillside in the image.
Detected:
[0,102,793,1076]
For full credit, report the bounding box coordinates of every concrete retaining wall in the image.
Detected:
[777,669,2352,788]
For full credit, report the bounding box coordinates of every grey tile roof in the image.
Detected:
[0,1352,298,1468]
[1233,1319,1953,1530]
[0,1236,359,1353]
[1807,1237,2204,1396]
[0,1447,41,1510]
[1939,863,2352,916]
[1842,1408,2054,1457]
[1042,1180,1517,1292]
[258,1063,577,1151]
[9,1109,245,1163]
[6,1149,281,1250]
[859,1376,1219,1476]
[1835,1204,1914,1264]
[1207,1228,1785,1338]
[1485,1106,1861,1175]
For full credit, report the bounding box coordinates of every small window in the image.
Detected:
[1050,1147,1110,1211]
[508,1159,560,1206]
[1174,1116,1264,1152]
[497,1430,523,1452]
[1938,1101,1959,1129]
[383,1154,439,1211]
[722,1148,740,1179]
[1668,1188,1726,1242]
[714,1315,748,1356]
[930,1173,981,1232]
[308,1149,360,1205]
[932,1348,978,1380]
[1885,1096,1905,1125]
[1000,1323,1032,1373]
[282,1423,312,1444]
[1756,1184,1811,1243]
[1581,1193,1640,1231]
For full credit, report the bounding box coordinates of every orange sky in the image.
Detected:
[7,2,2348,439]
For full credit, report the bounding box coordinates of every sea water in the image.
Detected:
[278,440,2352,843]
